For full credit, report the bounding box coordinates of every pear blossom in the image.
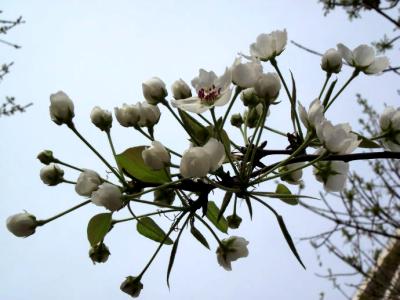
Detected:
[6,212,37,237]
[298,98,325,130]
[230,113,244,127]
[114,103,140,127]
[120,276,143,298]
[240,87,260,107]
[316,120,360,154]
[142,77,168,105]
[90,106,112,131]
[203,138,226,172]
[171,79,192,100]
[49,91,75,125]
[75,169,102,197]
[40,163,64,186]
[216,236,249,271]
[91,183,123,211]
[379,106,400,151]
[249,29,287,61]
[244,103,264,128]
[337,44,389,74]
[37,150,54,165]
[254,72,281,102]
[280,162,304,185]
[137,102,161,127]
[231,57,262,88]
[142,141,170,170]
[180,147,211,178]
[171,68,232,114]
[321,48,342,74]
[313,160,349,192]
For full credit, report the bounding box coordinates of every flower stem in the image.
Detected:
[54,159,84,172]
[112,209,180,224]
[318,73,332,99]
[37,199,91,226]
[263,125,287,137]
[194,214,223,246]
[221,86,242,129]
[324,70,359,112]
[106,130,128,186]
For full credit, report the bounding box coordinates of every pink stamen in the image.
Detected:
[198,85,221,104]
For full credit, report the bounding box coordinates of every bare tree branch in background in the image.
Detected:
[0,10,32,117]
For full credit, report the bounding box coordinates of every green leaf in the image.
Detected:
[277,215,306,269]
[116,146,170,184]
[217,191,233,221]
[87,213,112,247]
[136,217,173,245]
[190,223,210,249]
[167,221,186,288]
[178,109,209,145]
[353,133,381,148]
[290,71,297,104]
[275,184,298,205]
[206,201,228,233]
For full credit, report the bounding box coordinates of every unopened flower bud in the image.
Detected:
[142,77,168,105]
[154,188,175,206]
[91,183,123,211]
[230,113,244,128]
[114,104,140,128]
[142,141,170,170]
[49,91,75,125]
[6,212,37,237]
[279,162,304,185]
[240,88,260,107]
[254,73,281,102]
[244,103,263,128]
[37,150,54,165]
[75,169,102,197]
[40,163,64,186]
[321,48,343,74]
[90,106,112,131]
[120,276,143,298]
[227,214,242,229]
[137,102,161,128]
[89,243,110,264]
[171,79,192,100]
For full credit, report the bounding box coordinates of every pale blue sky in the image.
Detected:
[1,1,398,299]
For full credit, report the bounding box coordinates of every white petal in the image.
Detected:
[353,44,375,67]
[364,56,389,74]
[171,97,209,114]
[214,89,233,107]
[337,43,354,65]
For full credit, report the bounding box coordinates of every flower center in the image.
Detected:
[198,85,221,104]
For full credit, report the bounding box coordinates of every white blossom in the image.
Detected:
[171,68,232,114]
[298,98,325,130]
[180,147,211,178]
[254,72,281,102]
[203,138,226,172]
[40,163,64,186]
[142,141,170,170]
[137,102,161,127]
[171,79,192,100]
[280,162,304,185]
[91,183,123,211]
[142,77,168,105]
[216,236,249,271]
[231,57,262,88]
[321,48,342,74]
[49,91,75,125]
[114,103,140,127]
[249,29,287,61]
[6,212,37,237]
[316,120,360,154]
[75,169,102,197]
[379,106,400,151]
[314,160,349,192]
[337,44,389,74]
[90,106,112,131]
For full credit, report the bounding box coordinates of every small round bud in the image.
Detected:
[171,79,192,100]
[240,88,260,107]
[6,212,37,237]
[321,48,343,74]
[227,214,242,229]
[137,102,161,128]
[37,150,54,165]
[244,104,263,128]
[254,73,281,102]
[120,276,143,298]
[154,188,175,206]
[142,77,168,105]
[230,113,243,128]
[89,243,110,264]
[49,91,75,125]
[40,163,64,186]
[90,106,112,131]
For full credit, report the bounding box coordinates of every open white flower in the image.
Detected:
[114,103,140,127]
[298,98,325,130]
[171,68,232,114]
[142,141,170,170]
[49,91,75,125]
[321,48,342,74]
[250,29,287,61]
[142,77,168,105]
[337,44,389,74]
[379,106,400,151]
[6,212,37,237]
[231,57,262,88]
[40,163,64,186]
[91,106,112,131]
[316,120,360,154]
[314,160,349,192]
[216,236,249,271]
[91,183,123,211]
[75,169,102,197]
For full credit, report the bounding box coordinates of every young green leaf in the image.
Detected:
[217,191,233,221]
[136,217,173,245]
[190,223,210,249]
[353,133,381,148]
[206,201,228,233]
[87,213,112,247]
[275,183,298,205]
[116,146,170,184]
[178,109,209,145]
